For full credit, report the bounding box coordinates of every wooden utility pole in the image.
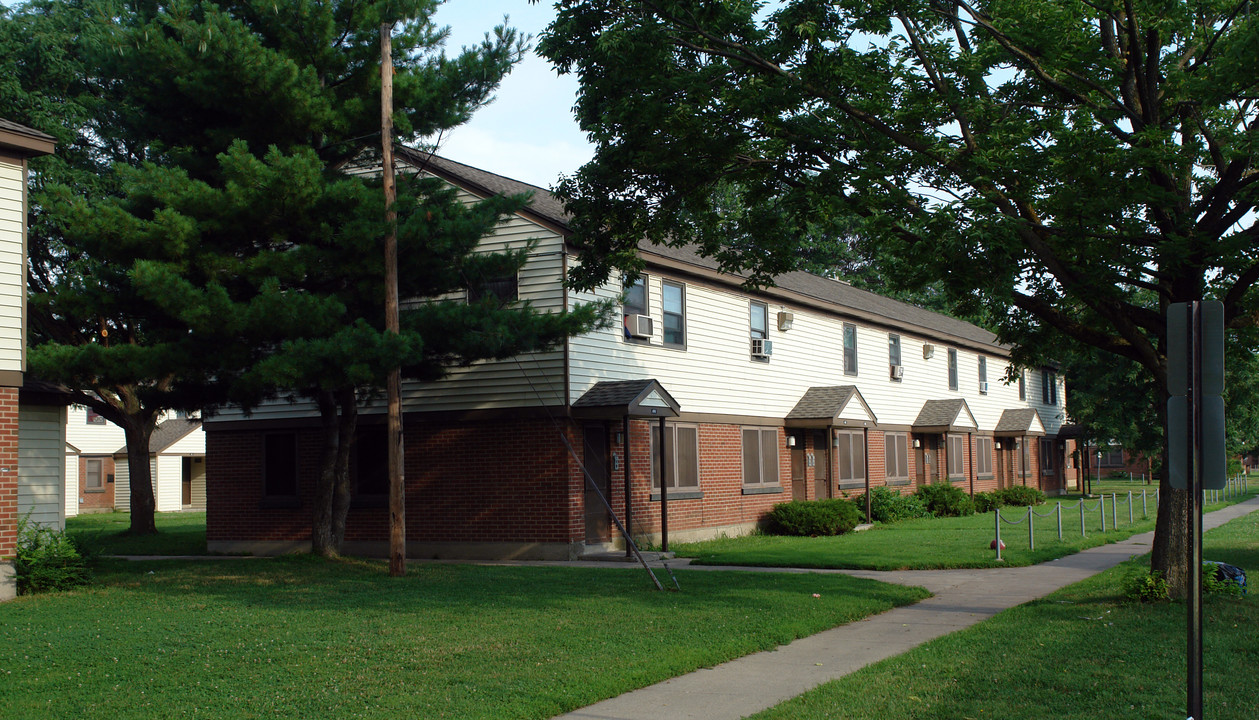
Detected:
[381,21,405,577]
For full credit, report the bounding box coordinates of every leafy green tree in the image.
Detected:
[6,0,605,545]
[539,1,1259,595]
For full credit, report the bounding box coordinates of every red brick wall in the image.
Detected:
[207,419,582,546]
[77,457,116,512]
[0,388,19,559]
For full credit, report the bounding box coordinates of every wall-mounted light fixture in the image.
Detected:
[913,438,921,448]
[995,441,1002,450]
[615,431,624,445]
[777,311,794,331]
[786,435,797,448]
[923,344,936,359]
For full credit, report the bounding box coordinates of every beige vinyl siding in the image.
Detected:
[569,273,1036,433]
[63,451,79,518]
[64,406,128,455]
[18,404,66,529]
[0,159,25,376]
[114,457,156,512]
[155,455,183,512]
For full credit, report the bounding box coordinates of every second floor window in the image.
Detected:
[948,349,959,391]
[750,301,768,340]
[843,323,858,376]
[1018,371,1026,400]
[662,281,685,347]
[978,356,987,393]
[889,334,901,369]
[1042,369,1058,405]
[623,275,648,340]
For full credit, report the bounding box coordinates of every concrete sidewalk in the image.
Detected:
[554,496,1259,720]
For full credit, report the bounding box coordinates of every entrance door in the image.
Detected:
[917,435,938,487]
[182,457,193,505]
[995,443,1009,489]
[813,430,831,499]
[790,431,807,500]
[583,425,610,544]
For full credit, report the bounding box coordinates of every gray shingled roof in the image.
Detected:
[995,408,1043,435]
[913,399,969,428]
[785,386,857,421]
[0,118,55,141]
[397,147,1004,352]
[114,418,201,455]
[572,379,680,419]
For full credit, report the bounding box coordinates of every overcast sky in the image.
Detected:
[428,0,594,188]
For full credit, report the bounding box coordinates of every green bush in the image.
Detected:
[855,486,931,524]
[1203,563,1245,597]
[1123,570,1169,603]
[14,515,93,595]
[766,499,861,536]
[973,492,1003,513]
[915,482,976,517]
[993,485,1046,507]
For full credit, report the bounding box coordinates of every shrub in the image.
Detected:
[765,499,861,536]
[14,516,93,595]
[915,482,976,517]
[993,485,1046,507]
[1123,570,1169,603]
[1203,562,1246,597]
[855,486,931,524]
[973,492,1003,513]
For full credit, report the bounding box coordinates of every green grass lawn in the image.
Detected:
[749,507,1259,720]
[0,558,928,720]
[66,512,208,556]
[672,490,1257,570]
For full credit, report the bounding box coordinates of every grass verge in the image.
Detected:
[673,491,1256,570]
[0,558,928,720]
[65,512,208,556]
[749,507,1259,720]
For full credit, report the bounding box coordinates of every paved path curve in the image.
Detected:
[554,497,1259,720]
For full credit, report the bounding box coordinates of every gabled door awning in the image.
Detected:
[785,385,877,428]
[912,398,977,433]
[571,379,681,419]
[994,408,1046,437]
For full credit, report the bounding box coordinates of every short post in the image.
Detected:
[1028,506,1035,551]
[1127,491,1134,524]
[1142,489,1148,517]
[995,508,1003,561]
[1056,502,1063,541]
[1112,492,1118,528]
[1100,494,1106,532]
[1080,499,1086,536]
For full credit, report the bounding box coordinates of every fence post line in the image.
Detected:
[1056,502,1063,541]
[1142,489,1147,517]
[1127,491,1134,524]
[1100,494,1106,532]
[1112,492,1118,528]
[995,508,1003,561]
[1080,498,1086,536]
[1028,506,1035,551]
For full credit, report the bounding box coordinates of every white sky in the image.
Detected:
[428,0,594,188]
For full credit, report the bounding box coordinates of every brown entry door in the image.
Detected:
[813,430,830,499]
[917,436,937,487]
[790,431,807,500]
[583,425,610,544]
[182,456,193,505]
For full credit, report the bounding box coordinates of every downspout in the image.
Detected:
[968,431,974,496]
[624,415,632,559]
[562,248,571,419]
[659,416,668,552]
[863,427,871,524]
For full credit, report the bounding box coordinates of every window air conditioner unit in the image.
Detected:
[979,381,989,394]
[751,338,773,358]
[626,314,654,338]
[891,365,904,379]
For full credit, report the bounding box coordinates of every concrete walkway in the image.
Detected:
[554,496,1259,720]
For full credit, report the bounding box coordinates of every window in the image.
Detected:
[885,432,909,482]
[843,323,858,376]
[652,424,700,491]
[978,356,987,393]
[1101,446,1125,467]
[622,275,648,340]
[86,409,106,425]
[1040,438,1056,473]
[263,433,298,498]
[947,435,965,478]
[948,349,958,390]
[749,301,769,359]
[468,273,518,305]
[1042,369,1058,405]
[84,458,104,492]
[975,437,993,476]
[741,427,779,488]
[662,281,685,347]
[888,334,901,376]
[1018,371,1026,401]
[353,426,388,497]
[835,430,866,487]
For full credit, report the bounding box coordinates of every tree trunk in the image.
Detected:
[121,414,160,535]
[1149,387,1190,598]
[330,388,357,549]
[311,390,339,557]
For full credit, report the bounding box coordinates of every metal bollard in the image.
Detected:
[1056,502,1063,541]
[1028,506,1035,551]
[1142,489,1148,517]
[1100,494,1106,532]
[1112,493,1118,528]
[1080,499,1086,537]
[995,508,1003,561]
[1128,491,1134,524]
